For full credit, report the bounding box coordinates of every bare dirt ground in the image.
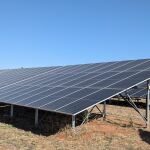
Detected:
[0,101,150,150]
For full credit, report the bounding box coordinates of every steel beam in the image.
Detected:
[35,109,39,126]
[81,106,95,125]
[120,92,147,126]
[10,104,14,117]
[72,115,75,128]
[103,101,106,119]
[146,80,150,125]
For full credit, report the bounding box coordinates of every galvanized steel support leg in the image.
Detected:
[35,109,39,127]
[72,115,75,128]
[146,80,150,126]
[103,101,106,120]
[10,104,14,117]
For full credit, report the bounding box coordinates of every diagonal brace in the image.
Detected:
[81,104,104,125]
[120,93,147,126]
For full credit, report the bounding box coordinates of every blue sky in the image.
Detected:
[0,0,150,69]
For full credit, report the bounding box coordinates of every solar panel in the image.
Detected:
[0,59,149,116]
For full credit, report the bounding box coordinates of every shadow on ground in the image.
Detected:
[109,99,146,109]
[0,103,74,136]
[139,129,150,145]
[0,99,146,136]
[0,103,91,136]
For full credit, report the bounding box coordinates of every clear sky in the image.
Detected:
[0,0,150,69]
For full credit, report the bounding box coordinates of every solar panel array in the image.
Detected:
[0,59,150,115]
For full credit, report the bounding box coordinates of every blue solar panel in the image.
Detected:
[0,59,149,115]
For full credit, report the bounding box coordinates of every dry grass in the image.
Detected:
[0,102,150,150]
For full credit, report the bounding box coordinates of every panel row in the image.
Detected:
[0,59,149,115]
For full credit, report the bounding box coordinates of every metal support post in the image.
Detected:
[72,115,75,128]
[103,101,106,120]
[10,104,14,117]
[146,80,150,126]
[35,109,39,126]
